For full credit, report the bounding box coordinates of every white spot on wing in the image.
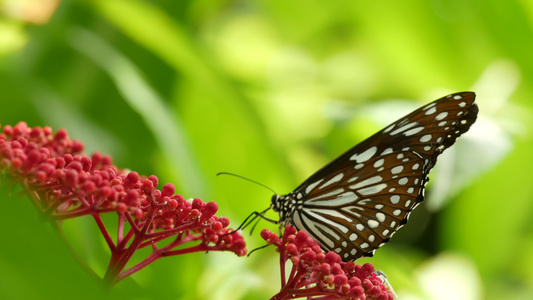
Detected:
[348,176,359,183]
[374,159,385,168]
[419,134,432,143]
[350,146,378,163]
[390,122,418,135]
[383,124,395,133]
[425,107,437,115]
[435,111,448,121]
[376,212,386,222]
[381,148,393,155]
[304,209,349,233]
[319,173,345,189]
[404,126,425,136]
[341,206,362,218]
[391,165,404,174]
[349,175,383,190]
[306,188,344,201]
[292,213,335,249]
[307,191,358,206]
[423,103,436,111]
[357,183,388,195]
[305,179,324,194]
[368,220,379,228]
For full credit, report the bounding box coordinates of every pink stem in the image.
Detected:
[92,213,116,251]
[116,234,200,282]
[103,205,158,286]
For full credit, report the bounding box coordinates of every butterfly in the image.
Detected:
[268,92,478,261]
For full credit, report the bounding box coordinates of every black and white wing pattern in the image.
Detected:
[270,92,478,261]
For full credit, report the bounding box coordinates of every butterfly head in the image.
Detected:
[271,193,295,226]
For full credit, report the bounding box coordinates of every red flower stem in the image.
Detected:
[138,235,176,249]
[116,234,200,282]
[278,268,305,298]
[123,209,142,234]
[279,246,287,286]
[115,249,161,282]
[158,235,201,255]
[286,262,298,286]
[92,213,116,251]
[104,232,145,286]
[117,213,125,243]
[104,205,159,286]
[23,181,45,210]
[117,227,135,250]
[42,196,68,215]
[143,221,200,239]
[42,193,60,210]
[77,195,91,208]
[160,243,207,256]
[270,291,289,300]
[53,207,94,219]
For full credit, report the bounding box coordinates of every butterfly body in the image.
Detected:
[270,92,478,261]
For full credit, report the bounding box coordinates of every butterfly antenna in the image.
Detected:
[223,207,273,236]
[247,244,270,258]
[217,172,278,194]
[249,217,263,236]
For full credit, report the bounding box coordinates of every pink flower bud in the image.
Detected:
[161,183,175,197]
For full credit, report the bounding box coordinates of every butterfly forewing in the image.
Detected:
[272,92,478,261]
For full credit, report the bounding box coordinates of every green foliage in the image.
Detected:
[1,0,532,299]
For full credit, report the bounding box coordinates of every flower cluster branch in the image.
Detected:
[262,226,394,300]
[0,122,246,285]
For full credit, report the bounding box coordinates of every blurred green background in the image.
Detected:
[0,0,532,299]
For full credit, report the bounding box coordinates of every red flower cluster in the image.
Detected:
[262,226,394,300]
[0,122,246,285]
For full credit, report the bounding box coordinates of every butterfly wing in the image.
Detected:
[280,92,478,261]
